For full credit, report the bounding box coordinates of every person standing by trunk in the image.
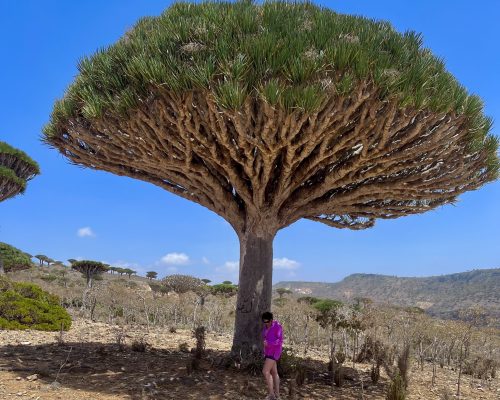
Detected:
[261,311,283,400]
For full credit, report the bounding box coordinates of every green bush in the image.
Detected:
[0,277,71,331]
[210,283,238,296]
[40,274,58,282]
[0,242,33,272]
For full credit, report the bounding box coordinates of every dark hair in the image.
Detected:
[261,311,273,321]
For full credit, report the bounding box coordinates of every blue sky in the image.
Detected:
[0,0,498,284]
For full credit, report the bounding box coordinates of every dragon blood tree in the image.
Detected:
[0,242,33,274]
[43,2,499,356]
[71,260,109,288]
[0,141,39,274]
[0,141,39,202]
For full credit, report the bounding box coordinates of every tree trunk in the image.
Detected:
[303,314,310,356]
[432,362,436,386]
[419,341,424,371]
[0,257,4,274]
[457,342,464,398]
[193,299,199,329]
[231,230,274,360]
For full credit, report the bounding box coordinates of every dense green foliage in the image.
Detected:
[123,268,136,278]
[312,298,343,313]
[44,1,497,173]
[71,260,109,287]
[0,141,40,200]
[0,166,25,191]
[210,283,238,296]
[0,142,40,171]
[0,242,33,273]
[0,276,71,331]
[146,271,158,280]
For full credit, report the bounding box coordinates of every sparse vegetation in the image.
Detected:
[2,265,499,399]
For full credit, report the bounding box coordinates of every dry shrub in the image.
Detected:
[132,337,149,352]
[178,342,189,353]
[193,326,206,359]
[463,357,497,379]
[279,348,307,386]
[440,389,453,400]
[115,327,127,351]
[187,357,200,375]
[358,335,388,385]
[397,344,411,389]
[383,344,411,395]
[385,373,406,400]
[241,352,264,376]
[357,336,379,362]
[334,367,344,387]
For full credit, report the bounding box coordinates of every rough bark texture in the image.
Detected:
[232,229,274,358]
[46,83,495,353]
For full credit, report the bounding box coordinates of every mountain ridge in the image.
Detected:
[274,268,500,322]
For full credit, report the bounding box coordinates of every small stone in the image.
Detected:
[26,374,38,381]
[50,381,61,390]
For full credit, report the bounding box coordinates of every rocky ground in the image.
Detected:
[0,319,497,399]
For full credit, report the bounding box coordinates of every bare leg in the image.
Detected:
[271,360,280,397]
[262,358,275,397]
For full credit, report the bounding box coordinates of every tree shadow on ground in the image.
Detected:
[0,342,387,399]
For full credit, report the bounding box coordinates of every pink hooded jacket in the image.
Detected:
[262,320,283,360]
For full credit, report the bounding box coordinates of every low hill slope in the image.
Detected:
[275,268,500,321]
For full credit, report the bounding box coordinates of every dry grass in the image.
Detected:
[0,319,498,400]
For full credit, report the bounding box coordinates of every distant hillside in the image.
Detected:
[275,268,500,322]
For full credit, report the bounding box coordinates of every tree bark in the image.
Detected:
[231,230,274,360]
[457,342,463,398]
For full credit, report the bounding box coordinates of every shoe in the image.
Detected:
[265,395,276,400]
